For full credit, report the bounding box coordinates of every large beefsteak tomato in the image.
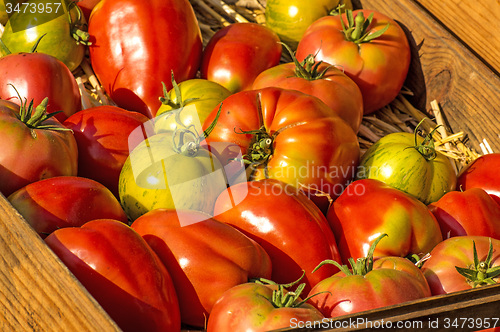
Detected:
[457,153,500,205]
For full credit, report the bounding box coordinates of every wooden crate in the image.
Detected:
[0,0,499,331]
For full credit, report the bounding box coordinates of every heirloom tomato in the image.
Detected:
[0,52,81,121]
[0,98,77,197]
[131,209,272,327]
[213,179,342,294]
[202,87,360,203]
[1,0,89,71]
[45,219,181,332]
[421,236,500,295]
[77,0,101,21]
[207,278,324,332]
[252,47,363,132]
[201,23,282,93]
[89,0,202,118]
[457,153,500,205]
[8,176,128,238]
[428,188,500,240]
[308,235,431,317]
[357,129,457,204]
[64,105,149,197]
[327,179,443,263]
[296,9,411,114]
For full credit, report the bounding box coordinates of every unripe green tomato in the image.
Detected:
[356,132,457,204]
[265,0,347,48]
[1,0,87,71]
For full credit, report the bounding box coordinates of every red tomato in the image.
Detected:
[207,281,325,331]
[45,219,181,332]
[202,87,360,203]
[252,52,364,133]
[296,9,411,114]
[213,179,342,294]
[0,99,77,197]
[63,105,149,197]
[88,0,202,118]
[131,209,272,327]
[457,153,500,205]
[0,52,82,121]
[201,22,282,93]
[77,0,101,21]
[421,236,500,295]
[327,179,443,263]
[308,237,431,317]
[8,176,128,238]
[428,188,500,240]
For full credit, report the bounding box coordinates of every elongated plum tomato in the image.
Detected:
[0,99,77,197]
[88,0,202,118]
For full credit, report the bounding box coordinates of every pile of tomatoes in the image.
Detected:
[0,0,499,331]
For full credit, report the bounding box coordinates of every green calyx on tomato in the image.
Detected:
[63,0,91,46]
[340,9,389,44]
[159,72,198,111]
[410,119,441,161]
[455,239,500,288]
[281,42,331,81]
[313,234,387,276]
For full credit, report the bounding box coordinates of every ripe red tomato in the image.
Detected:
[421,236,500,295]
[457,153,500,205]
[63,105,149,197]
[202,87,360,203]
[201,22,282,93]
[0,52,82,121]
[8,176,128,238]
[428,188,500,240]
[213,179,342,294]
[327,179,443,263]
[0,99,77,197]
[131,209,272,327]
[296,9,411,114]
[88,0,203,118]
[45,219,181,332]
[252,53,364,133]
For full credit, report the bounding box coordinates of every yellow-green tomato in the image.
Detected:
[118,132,227,221]
[265,0,346,48]
[356,132,457,204]
[154,79,231,134]
[0,0,8,25]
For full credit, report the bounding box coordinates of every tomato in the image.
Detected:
[131,209,272,327]
[45,219,181,332]
[207,279,325,331]
[327,179,443,263]
[0,52,82,121]
[1,0,89,71]
[457,153,500,205]
[154,78,232,134]
[252,48,363,133]
[8,176,128,238]
[296,9,411,114]
[213,179,342,294]
[307,235,431,317]
[428,188,500,240]
[421,236,500,295]
[0,98,77,197]
[118,128,227,221]
[202,87,360,202]
[88,0,202,118]
[77,0,101,21]
[264,0,347,48]
[0,0,8,25]
[63,105,149,197]
[200,23,282,93]
[356,130,457,204]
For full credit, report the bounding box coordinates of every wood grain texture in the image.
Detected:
[414,0,500,75]
[353,0,500,153]
[0,194,120,332]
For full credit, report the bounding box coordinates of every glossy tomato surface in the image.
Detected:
[457,153,500,205]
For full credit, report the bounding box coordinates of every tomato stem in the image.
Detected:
[340,9,389,44]
[455,239,500,287]
[159,72,199,109]
[281,43,331,81]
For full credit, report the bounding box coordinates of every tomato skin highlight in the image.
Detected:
[457,153,500,205]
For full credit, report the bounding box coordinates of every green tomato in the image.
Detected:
[1,0,88,71]
[265,0,348,48]
[118,132,227,221]
[154,78,231,134]
[0,0,8,25]
[356,132,457,204]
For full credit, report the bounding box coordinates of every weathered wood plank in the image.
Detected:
[0,194,120,332]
